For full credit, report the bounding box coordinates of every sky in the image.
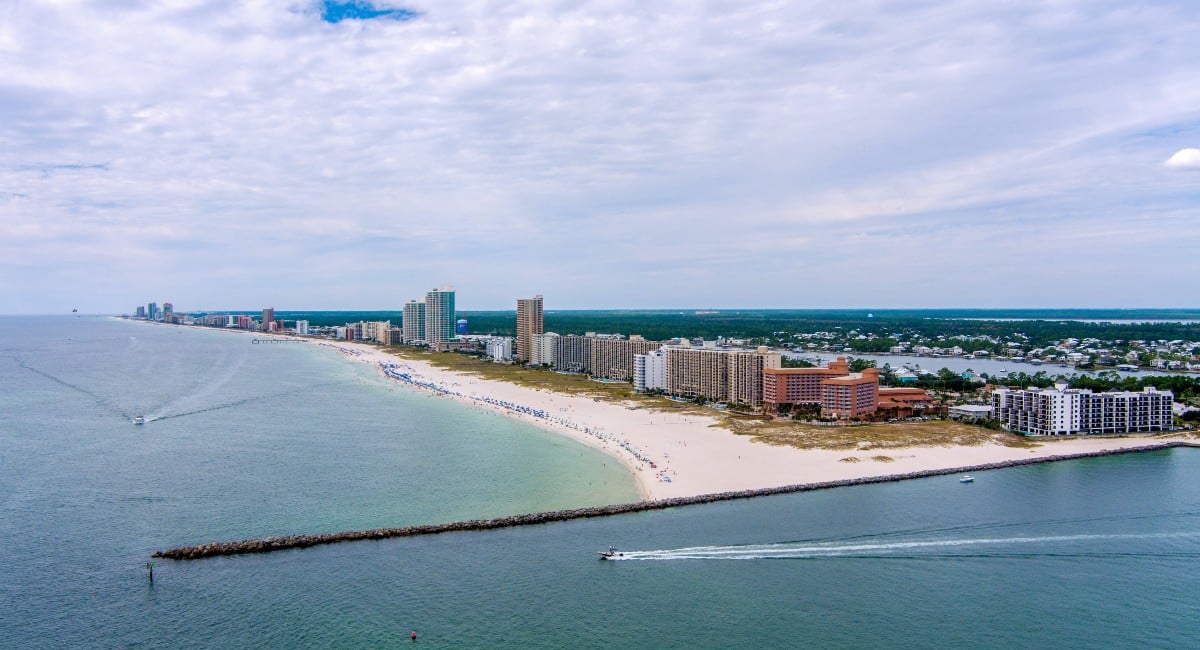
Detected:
[2,0,1199,313]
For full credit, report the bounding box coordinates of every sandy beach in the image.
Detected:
[297,336,1190,501]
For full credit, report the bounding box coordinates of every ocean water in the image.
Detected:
[3,317,1200,648]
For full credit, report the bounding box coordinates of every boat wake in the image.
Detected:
[147,380,342,423]
[11,355,128,419]
[606,531,1200,561]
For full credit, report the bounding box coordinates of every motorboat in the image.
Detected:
[133,416,145,425]
[598,546,624,560]
[959,475,975,483]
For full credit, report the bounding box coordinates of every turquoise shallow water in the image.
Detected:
[3,317,1200,647]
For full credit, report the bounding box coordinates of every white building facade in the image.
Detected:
[402,300,426,343]
[633,348,668,393]
[486,337,513,362]
[530,332,559,367]
[424,287,456,347]
[992,385,1173,435]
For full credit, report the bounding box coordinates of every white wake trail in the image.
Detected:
[610,532,1200,561]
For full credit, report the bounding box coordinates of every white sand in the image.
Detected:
[300,337,1189,501]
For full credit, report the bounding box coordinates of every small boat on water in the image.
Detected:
[959,475,975,483]
[133,416,145,425]
[598,546,624,560]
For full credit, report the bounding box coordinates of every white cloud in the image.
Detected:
[1165,148,1200,169]
[2,1,1200,311]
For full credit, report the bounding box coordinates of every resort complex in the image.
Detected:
[764,358,936,418]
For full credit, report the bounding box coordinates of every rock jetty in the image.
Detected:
[154,441,1194,561]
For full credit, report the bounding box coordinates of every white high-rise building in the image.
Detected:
[530,332,559,367]
[633,348,668,393]
[402,300,426,343]
[295,320,309,336]
[425,287,456,348]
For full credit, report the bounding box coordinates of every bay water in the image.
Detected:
[2,317,1199,647]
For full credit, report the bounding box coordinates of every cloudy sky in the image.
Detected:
[2,0,1198,313]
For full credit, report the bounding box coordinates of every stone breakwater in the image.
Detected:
[154,441,1196,561]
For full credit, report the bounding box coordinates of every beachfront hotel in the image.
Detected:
[424,287,456,348]
[992,384,1173,435]
[763,357,854,406]
[820,369,881,418]
[763,357,933,419]
[515,295,544,362]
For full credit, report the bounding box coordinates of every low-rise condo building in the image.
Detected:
[486,337,513,362]
[992,384,1173,435]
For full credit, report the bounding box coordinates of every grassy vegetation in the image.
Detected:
[719,417,1040,451]
[386,347,712,415]
[382,345,1042,451]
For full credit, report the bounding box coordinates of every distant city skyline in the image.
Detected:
[2,2,1199,314]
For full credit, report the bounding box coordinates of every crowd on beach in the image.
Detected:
[378,361,675,483]
[315,341,365,358]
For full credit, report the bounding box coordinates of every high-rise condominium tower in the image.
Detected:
[516,295,544,362]
[402,300,426,343]
[424,287,456,347]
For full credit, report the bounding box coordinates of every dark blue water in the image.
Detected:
[3,318,1199,647]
